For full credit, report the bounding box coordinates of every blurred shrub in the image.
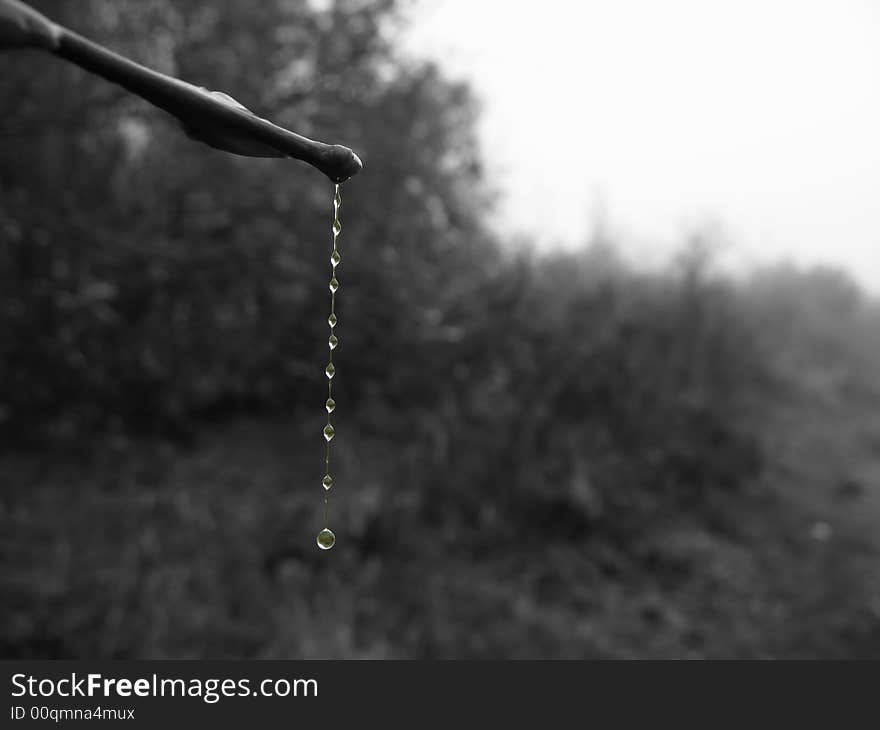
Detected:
[399,243,768,542]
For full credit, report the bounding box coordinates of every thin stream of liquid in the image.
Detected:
[317,183,342,551]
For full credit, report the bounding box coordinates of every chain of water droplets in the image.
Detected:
[317,184,342,550]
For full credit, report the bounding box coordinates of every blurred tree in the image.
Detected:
[0,0,493,442]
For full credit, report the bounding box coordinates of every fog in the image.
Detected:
[404,0,880,288]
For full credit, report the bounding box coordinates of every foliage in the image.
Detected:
[2,0,880,659]
[0,0,488,441]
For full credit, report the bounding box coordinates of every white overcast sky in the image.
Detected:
[402,0,880,290]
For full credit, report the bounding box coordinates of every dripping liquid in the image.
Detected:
[317,183,342,551]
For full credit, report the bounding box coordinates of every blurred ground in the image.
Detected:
[3,376,880,658]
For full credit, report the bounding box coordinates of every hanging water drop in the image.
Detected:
[316,528,336,550]
[317,184,346,550]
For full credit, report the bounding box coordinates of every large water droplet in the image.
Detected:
[333,219,342,237]
[316,528,336,550]
[323,423,335,441]
[325,362,335,379]
[330,250,341,267]
[325,397,335,413]
[328,313,337,328]
[322,474,333,490]
[328,334,338,350]
[329,278,339,293]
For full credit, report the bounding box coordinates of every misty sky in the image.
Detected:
[403,0,880,290]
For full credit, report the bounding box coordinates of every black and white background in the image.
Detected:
[2,0,880,660]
